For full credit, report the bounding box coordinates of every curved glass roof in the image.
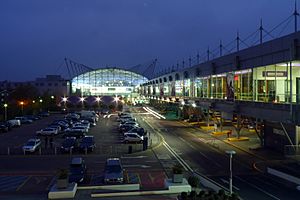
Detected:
[71,68,148,95]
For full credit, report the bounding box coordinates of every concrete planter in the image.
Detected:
[173,174,183,183]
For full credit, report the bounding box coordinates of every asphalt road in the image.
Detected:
[137,106,299,200]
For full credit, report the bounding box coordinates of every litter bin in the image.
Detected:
[128,145,132,154]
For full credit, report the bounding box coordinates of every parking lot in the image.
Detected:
[0,112,145,156]
[0,110,165,198]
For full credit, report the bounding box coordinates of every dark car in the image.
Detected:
[119,124,139,133]
[79,136,96,152]
[38,111,50,117]
[0,121,12,132]
[61,137,78,152]
[69,157,87,183]
[64,129,86,138]
[0,124,8,133]
[104,158,124,184]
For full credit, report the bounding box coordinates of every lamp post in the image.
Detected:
[226,150,236,196]
[20,101,24,115]
[80,97,85,109]
[62,97,67,110]
[96,97,101,109]
[3,103,8,121]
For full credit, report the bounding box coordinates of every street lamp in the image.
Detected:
[20,101,24,115]
[3,103,8,121]
[226,150,236,196]
[80,97,85,109]
[96,97,101,108]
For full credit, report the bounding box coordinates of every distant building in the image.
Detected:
[0,75,70,97]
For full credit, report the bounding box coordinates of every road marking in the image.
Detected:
[235,176,280,200]
[121,155,147,159]
[220,178,240,190]
[16,176,31,191]
[179,137,196,150]
[163,141,193,172]
[123,165,151,168]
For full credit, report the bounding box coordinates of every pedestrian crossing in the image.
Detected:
[0,176,28,191]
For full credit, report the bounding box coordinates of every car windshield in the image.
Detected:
[105,165,121,173]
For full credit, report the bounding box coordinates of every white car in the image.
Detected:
[123,133,144,143]
[22,139,41,152]
[36,127,58,136]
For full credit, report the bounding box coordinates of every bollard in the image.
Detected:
[23,149,26,155]
[7,147,10,155]
[54,147,57,155]
[85,147,87,155]
[128,145,132,154]
[39,147,42,155]
[70,148,72,156]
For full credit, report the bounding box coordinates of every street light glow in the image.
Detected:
[39,99,43,103]
[62,97,67,102]
[3,103,8,108]
[20,101,24,105]
[192,103,196,107]
[181,101,185,105]
[80,97,85,102]
[96,97,101,102]
[114,96,119,102]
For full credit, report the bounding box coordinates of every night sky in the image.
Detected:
[0,0,296,81]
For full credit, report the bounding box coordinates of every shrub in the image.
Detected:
[181,192,188,200]
[188,175,199,188]
[57,169,68,179]
[172,164,183,174]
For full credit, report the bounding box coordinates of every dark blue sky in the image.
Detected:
[0,0,296,81]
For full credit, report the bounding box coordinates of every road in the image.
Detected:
[135,106,299,200]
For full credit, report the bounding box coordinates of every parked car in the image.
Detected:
[22,138,41,152]
[123,133,144,143]
[66,126,88,134]
[79,136,96,152]
[36,127,58,136]
[0,124,8,133]
[60,137,78,152]
[38,111,50,117]
[69,157,87,183]
[119,124,139,133]
[0,121,12,131]
[7,119,21,127]
[124,127,146,136]
[104,158,124,184]
[24,115,41,121]
[64,130,86,138]
[15,117,33,124]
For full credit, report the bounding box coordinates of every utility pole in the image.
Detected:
[236,31,240,51]
[294,1,299,33]
[207,47,210,61]
[220,40,223,57]
[260,19,263,44]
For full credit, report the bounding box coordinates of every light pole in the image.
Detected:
[62,97,67,110]
[226,150,236,196]
[3,103,8,121]
[96,97,101,109]
[20,101,24,115]
[80,97,85,109]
